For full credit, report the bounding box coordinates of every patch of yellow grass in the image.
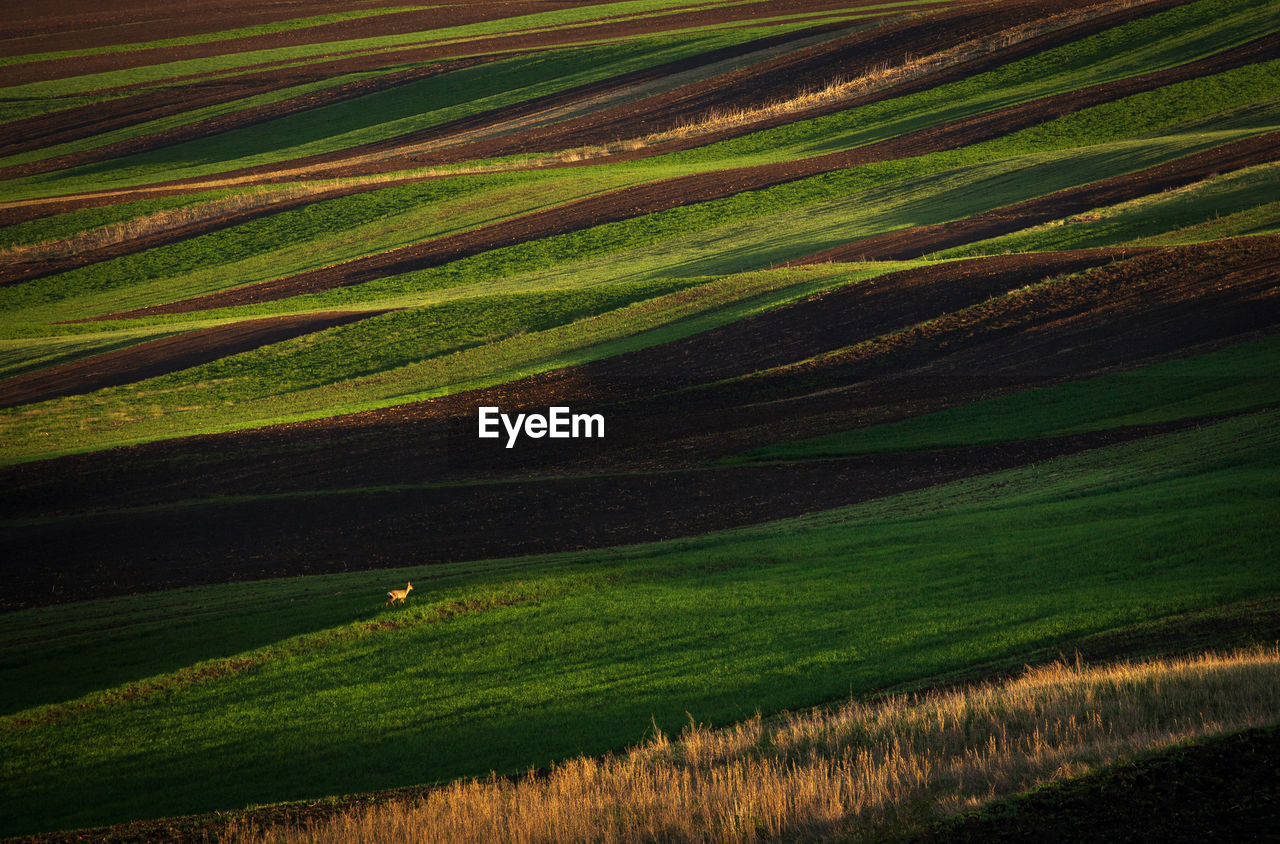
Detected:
[0,186,323,265]
[226,647,1280,843]
[637,0,1153,149]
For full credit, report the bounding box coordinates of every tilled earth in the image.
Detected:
[3,238,1277,610]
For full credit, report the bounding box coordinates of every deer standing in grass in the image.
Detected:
[386,581,413,606]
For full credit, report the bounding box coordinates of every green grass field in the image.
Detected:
[2,0,1277,838]
[3,410,1276,835]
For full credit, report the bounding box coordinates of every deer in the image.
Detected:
[385,581,413,606]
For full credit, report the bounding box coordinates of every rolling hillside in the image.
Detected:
[1,0,1277,839]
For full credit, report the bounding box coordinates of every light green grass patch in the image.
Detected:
[0,169,659,327]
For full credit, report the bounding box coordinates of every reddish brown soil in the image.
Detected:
[0,182,423,287]
[0,0,394,55]
[332,0,1191,172]
[791,130,1280,262]
[2,0,915,87]
[125,0,1193,187]
[90,37,1280,322]
[0,18,861,229]
[0,18,857,181]
[4,239,1276,609]
[0,2,1217,241]
[0,56,500,162]
[0,310,384,409]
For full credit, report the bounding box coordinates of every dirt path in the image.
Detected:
[0,309,385,408]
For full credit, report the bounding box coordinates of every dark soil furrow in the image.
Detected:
[792,131,1280,262]
[0,0,551,59]
[4,238,1275,609]
[0,57,498,163]
[0,309,386,408]
[89,34,1280,319]
[333,0,1192,172]
[1,0,901,88]
[0,251,1136,514]
[0,17,860,178]
[9,240,1269,517]
[0,416,1224,611]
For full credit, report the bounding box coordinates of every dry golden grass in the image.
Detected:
[636,0,1152,149]
[10,0,1154,216]
[0,185,329,265]
[224,647,1280,843]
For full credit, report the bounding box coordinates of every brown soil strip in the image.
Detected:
[0,183,418,287]
[0,2,595,81]
[326,0,1191,174]
[0,309,386,409]
[2,0,903,88]
[134,0,1187,185]
[87,34,1280,320]
[0,56,500,162]
[0,18,860,229]
[0,417,1231,611]
[0,242,1256,516]
[4,239,1276,610]
[791,131,1280,262]
[0,0,385,56]
[0,17,857,182]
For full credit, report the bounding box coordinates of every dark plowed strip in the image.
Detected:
[332,0,1192,173]
[0,310,384,408]
[0,418,1224,610]
[2,0,898,87]
[89,34,1280,320]
[0,182,425,287]
[0,248,1176,514]
[0,0,383,56]
[153,0,1191,184]
[0,57,500,162]
[914,726,1280,844]
[0,18,858,181]
[791,130,1280,262]
[0,19,864,230]
[4,239,1277,607]
[0,1,610,82]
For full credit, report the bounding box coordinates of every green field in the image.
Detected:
[3,410,1277,834]
[1,0,1277,838]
